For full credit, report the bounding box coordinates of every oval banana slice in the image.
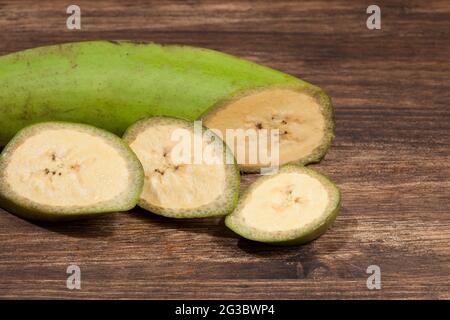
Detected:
[123,117,240,218]
[225,165,340,245]
[0,122,144,221]
[204,87,334,172]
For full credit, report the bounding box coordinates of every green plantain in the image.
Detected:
[0,41,334,171]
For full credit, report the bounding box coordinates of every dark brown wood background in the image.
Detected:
[0,0,449,299]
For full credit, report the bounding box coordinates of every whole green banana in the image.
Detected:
[0,41,334,170]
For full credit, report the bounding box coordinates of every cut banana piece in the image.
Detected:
[203,88,334,172]
[0,122,144,221]
[225,165,340,245]
[123,117,240,218]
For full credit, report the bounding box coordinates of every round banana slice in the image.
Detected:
[123,117,240,218]
[225,165,340,245]
[0,122,144,221]
[203,87,334,172]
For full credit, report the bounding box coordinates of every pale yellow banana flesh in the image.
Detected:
[204,88,327,170]
[5,129,130,207]
[225,165,340,244]
[128,121,227,210]
[238,172,329,232]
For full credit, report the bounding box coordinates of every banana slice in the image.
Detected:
[0,122,144,221]
[123,117,240,218]
[225,165,340,245]
[203,88,334,172]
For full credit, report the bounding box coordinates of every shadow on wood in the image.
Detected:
[32,213,119,238]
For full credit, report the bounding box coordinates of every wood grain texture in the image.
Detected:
[0,0,449,299]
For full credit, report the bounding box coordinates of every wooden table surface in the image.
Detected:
[0,0,449,299]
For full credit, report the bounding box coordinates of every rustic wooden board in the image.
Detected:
[0,0,449,299]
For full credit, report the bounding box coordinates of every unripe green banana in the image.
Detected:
[0,41,334,171]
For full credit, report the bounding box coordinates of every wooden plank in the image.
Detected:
[0,0,449,299]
